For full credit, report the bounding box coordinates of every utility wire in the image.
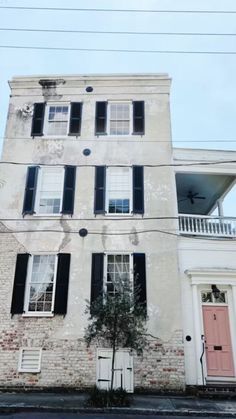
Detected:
[1,28,236,37]
[0,160,236,167]
[2,137,236,143]
[1,45,236,54]
[1,6,236,14]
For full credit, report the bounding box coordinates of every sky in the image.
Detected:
[0,0,236,212]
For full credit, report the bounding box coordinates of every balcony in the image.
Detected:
[179,215,236,238]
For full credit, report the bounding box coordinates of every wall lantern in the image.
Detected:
[211,284,221,299]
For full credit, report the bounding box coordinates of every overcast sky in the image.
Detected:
[0,1,236,378]
[0,0,236,158]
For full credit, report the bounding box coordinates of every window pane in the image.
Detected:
[107,167,131,214]
[38,168,63,214]
[105,254,130,296]
[47,105,69,135]
[109,103,130,135]
[27,255,56,313]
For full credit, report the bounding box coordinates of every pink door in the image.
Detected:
[203,306,234,377]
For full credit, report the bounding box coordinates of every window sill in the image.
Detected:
[22,313,54,318]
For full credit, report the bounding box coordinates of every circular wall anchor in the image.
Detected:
[79,228,88,237]
[185,335,192,342]
[86,86,93,92]
[83,148,91,156]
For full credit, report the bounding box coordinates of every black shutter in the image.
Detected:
[133,101,145,135]
[11,254,30,314]
[94,166,106,214]
[22,166,39,215]
[31,103,45,137]
[95,102,107,135]
[133,253,146,312]
[133,166,144,214]
[54,254,71,315]
[69,102,82,135]
[62,166,76,214]
[91,253,104,306]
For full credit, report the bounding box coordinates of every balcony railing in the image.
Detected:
[178,215,236,238]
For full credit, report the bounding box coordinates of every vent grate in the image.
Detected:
[19,348,42,373]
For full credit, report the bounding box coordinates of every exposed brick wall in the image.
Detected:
[0,231,184,391]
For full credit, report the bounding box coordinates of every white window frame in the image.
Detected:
[34,166,65,216]
[104,253,133,296]
[18,348,42,373]
[23,254,58,317]
[105,167,133,215]
[44,102,71,137]
[107,101,133,136]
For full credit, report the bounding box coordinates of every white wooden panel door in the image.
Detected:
[97,349,133,392]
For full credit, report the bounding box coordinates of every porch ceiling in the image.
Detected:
[176,173,235,215]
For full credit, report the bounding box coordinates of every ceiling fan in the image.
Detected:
[178,190,206,204]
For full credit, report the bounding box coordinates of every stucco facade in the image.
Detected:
[0,74,184,391]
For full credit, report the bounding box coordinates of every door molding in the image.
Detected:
[185,269,236,385]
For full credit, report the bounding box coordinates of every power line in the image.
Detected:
[1,45,236,54]
[1,27,236,37]
[0,160,236,167]
[1,6,236,14]
[2,137,236,143]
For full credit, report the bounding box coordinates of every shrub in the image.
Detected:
[86,386,131,407]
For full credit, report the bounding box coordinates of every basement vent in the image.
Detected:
[18,348,42,373]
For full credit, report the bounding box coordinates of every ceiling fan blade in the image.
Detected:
[195,196,206,200]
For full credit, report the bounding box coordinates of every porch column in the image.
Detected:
[217,199,224,217]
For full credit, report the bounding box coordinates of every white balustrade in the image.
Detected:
[178,215,236,238]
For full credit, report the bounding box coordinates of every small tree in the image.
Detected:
[84,277,148,391]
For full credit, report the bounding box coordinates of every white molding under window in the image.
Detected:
[23,254,58,316]
[34,166,64,216]
[44,103,71,137]
[107,101,132,136]
[18,348,42,373]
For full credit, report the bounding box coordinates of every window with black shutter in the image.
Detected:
[62,166,76,214]
[94,166,106,214]
[133,166,144,214]
[95,102,107,135]
[133,101,145,135]
[69,102,82,135]
[91,253,104,306]
[22,166,39,215]
[31,103,45,137]
[11,254,30,314]
[133,253,147,312]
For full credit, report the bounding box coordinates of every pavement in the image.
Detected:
[1,392,236,416]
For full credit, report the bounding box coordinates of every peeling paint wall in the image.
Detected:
[0,74,184,390]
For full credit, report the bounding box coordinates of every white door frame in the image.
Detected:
[186,269,236,385]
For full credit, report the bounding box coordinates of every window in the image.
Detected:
[35,167,64,214]
[18,348,42,373]
[22,166,76,216]
[106,167,132,214]
[24,255,57,314]
[11,253,71,316]
[47,105,69,136]
[108,102,131,135]
[31,102,82,137]
[90,253,146,311]
[95,101,145,136]
[94,166,144,215]
[105,254,132,296]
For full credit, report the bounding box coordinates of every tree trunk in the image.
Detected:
[110,342,116,391]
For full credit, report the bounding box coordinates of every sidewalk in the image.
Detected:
[1,392,236,416]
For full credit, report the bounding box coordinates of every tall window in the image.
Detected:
[108,102,131,135]
[105,254,132,296]
[24,255,57,314]
[35,167,64,214]
[106,167,132,214]
[46,105,69,135]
